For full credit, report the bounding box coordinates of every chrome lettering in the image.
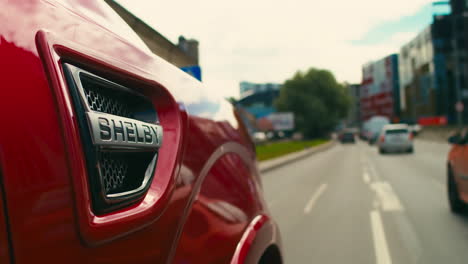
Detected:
[98,117,111,141]
[135,123,145,143]
[87,112,162,148]
[143,125,152,143]
[112,120,125,141]
[150,126,159,144]
[124,121,136,142]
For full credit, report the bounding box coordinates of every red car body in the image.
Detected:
[447,134,468,214]
[0,0,282,263]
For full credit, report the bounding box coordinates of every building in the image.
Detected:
[236,88,280,119]
[105,0,199,68]
[239,81,281,99]
[237,82,290,132]
[398,1,468,124]
[399,26,439,121]
[346,84,361,126]
[449,0,468,124]
[360,54,401,122]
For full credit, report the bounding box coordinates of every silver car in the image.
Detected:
[378,124,414,154]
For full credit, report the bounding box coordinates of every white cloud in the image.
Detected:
[116,0,433,98]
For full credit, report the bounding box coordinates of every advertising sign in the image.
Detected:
[267,112,295,131]
[418,116,447,126]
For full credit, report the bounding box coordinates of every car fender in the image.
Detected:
[230,214,282,264]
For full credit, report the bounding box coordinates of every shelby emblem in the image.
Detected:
[87,112,163,149]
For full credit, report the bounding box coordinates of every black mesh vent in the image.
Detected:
[84,87,133,118]
[97,152,156,195]
[100,152,129,193]
[80,73,157,123]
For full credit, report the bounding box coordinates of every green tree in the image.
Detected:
[275,68,351,138]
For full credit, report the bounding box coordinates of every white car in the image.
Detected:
[378,124,414,154]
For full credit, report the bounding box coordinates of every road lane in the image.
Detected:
[262,139,468,263]
[303,183,327,214]
[365,140,468,264]
[263,143,375,263]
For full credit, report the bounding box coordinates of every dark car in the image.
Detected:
[340,132,356,143]
[0,0,282,263]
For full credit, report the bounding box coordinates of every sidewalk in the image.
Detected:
[257,140,336,173]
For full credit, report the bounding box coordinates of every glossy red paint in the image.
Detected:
[0,168,12,264]
[0,0,281,263]
[231,215,269,264]
[448,141,468,202]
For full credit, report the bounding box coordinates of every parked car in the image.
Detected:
[447,131,468,214]
[0,1,282,263]
[378,124,414,154]
[340,132,356,143]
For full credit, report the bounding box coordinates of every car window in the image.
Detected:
[385,129,408,135]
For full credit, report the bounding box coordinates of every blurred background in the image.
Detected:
[107,0,468,262]
[109,0,467,146]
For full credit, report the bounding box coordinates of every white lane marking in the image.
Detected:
[368,162,381,181]
[370,210,392,264]
[303,184,328,214]
[371,182,403,212]
[363,171,371,184]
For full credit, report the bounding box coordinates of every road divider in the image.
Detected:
[371,181,403,212]
[370,210,393,264]
[303,183,328,214]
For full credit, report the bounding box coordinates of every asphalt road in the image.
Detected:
[262,139,468,264]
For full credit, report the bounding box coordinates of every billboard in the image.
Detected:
[268,112,294,131]
[360,54,399,121]
[257,112,295,131]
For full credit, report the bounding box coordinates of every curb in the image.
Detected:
[257,141,337,174]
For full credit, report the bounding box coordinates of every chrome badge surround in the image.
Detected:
[65,64,163,150]
[63,63,162,209]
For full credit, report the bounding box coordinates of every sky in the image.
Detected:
[116,0,447,99]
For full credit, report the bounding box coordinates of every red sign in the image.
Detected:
[418,116,447,126]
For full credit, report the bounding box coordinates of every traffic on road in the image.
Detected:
[263,138,468,264]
